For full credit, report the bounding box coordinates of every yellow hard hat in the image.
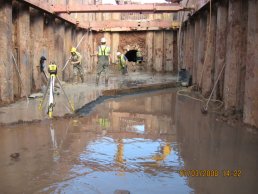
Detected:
[71,47,76,53]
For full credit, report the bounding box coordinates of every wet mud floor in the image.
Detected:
[0,89,257,194]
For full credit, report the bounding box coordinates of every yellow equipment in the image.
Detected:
[39,61,74,118]
[48,62,57,75]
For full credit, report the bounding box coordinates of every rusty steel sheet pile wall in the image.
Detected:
[86,5,178,73]
[0,0,91,103]
[0,1,13,103]
[0,0,178,104]
[179,0,258,128]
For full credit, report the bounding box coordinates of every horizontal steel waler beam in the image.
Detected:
[14,0,181,31]
[16,0,88,28]
[53,3,189,13]
[87,20,180,32]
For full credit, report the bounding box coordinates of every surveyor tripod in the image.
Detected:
[39,62,74,118]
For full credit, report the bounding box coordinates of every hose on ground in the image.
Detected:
[176,87,224,113]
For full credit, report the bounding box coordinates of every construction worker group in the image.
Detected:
[38,37,143,117]
[40,37,145,86]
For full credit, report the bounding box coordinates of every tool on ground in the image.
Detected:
[11,53,29,102]
[39,62,74,118]
[61,30,88,72]
[201,62,226,114]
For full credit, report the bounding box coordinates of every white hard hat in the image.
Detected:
[101,37,106,43]
[116,52,121,56]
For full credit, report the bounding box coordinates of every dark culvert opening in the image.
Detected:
[125,50,137,62]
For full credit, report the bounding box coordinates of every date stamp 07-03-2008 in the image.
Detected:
[179,169,242,177]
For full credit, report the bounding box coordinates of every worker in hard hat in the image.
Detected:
[116,51,128,75]
[95,37,111,86]
[70,47,84,83]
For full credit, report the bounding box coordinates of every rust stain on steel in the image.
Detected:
[16,0,87,28]
[53,3,186,13]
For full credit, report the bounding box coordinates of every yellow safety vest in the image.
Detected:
[48,63,57,75]
[98,118,110,128]
[98,45,110,56]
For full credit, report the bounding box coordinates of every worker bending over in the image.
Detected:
[70,47,84,83]
[116,52,128,75]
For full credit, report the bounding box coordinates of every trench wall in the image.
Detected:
[179,0,258,127]
[91,12,178,73]
[0,0,93,103]
[0,0,178,104]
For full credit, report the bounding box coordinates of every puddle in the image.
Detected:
[0,89,257,194]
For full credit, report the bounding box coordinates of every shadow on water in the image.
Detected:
[0,89,257,194]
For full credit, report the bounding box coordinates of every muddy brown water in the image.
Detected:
[0,89,257,194]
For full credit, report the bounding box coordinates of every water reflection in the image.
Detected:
[132,124,145,134]
[0,89,257,194]
[0,89,189,194]
[49,124,60,162]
